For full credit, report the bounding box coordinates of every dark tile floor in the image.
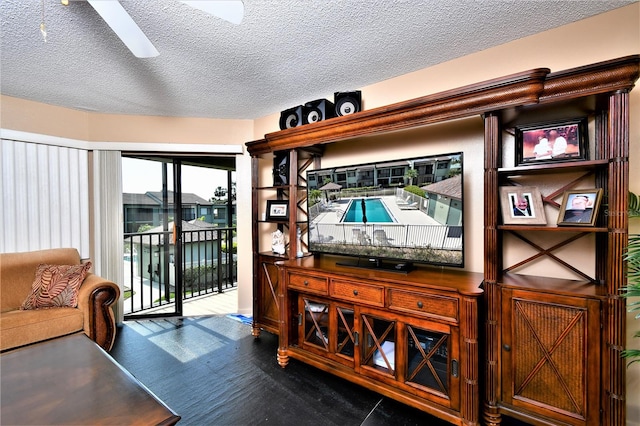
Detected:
[110,316,524,426]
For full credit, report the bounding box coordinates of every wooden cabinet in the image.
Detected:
[246,55,639,425]
[252,254,283,336]
[483,56,640,425]
[500,287,602,425]
[277,255,483,425]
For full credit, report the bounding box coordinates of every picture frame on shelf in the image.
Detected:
[515,117,588,166]
[557,189,603,226]
[499,186,547,225]
[266,200,289,221]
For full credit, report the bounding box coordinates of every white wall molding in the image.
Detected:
[0,128,244,154]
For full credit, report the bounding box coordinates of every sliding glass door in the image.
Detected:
[122,155,236,319]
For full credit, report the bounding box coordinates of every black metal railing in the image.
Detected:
[123,227,237,316]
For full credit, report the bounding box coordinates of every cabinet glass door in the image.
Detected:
[361,314,396,376]
[406,325,450,396]
[335,305,355,360]
[301,297,329,351]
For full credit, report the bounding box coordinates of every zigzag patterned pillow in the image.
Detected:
[21,262,91,310]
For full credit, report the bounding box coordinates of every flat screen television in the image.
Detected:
[306,152,463,272]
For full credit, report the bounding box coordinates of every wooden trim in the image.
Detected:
[251,156,262,337]
[246,69,550,155]
[246,56,639,157]
[90,286,119,352]
[540,55,640,103]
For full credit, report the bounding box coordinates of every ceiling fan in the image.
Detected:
[63,0,244,58]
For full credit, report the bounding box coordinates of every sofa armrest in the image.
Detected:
[77,274,120,351]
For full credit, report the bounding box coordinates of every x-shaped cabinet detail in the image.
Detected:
[501,288,601,424]
[301,298,329,351]
[406,325,451,396]
[361,314,396,376]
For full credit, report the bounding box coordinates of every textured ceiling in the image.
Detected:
[1,0,636,120]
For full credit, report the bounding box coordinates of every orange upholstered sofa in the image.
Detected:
[0,248,120,352]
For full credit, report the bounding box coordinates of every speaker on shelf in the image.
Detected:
[303,99,335,124]
[273,152,289,186]
[334,91,362,116]
[279,106,303,130]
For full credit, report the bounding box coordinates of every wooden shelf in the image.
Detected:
[258,220,307,225]
[498,225,608,232]
[498,272,605,297]
[498,159,608,175]
[257,251,290,259]
[256,185,306,191]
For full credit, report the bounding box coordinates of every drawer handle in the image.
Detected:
[417,301,423,309]
[353,290,359,296]
[304,280,309,286]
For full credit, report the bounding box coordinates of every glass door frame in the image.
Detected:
[123,159,183,319]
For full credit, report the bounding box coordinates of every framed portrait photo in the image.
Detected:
[266,200,289,221]
[557,189,603,226]
[499,186,547,225]
[515,118,588,166]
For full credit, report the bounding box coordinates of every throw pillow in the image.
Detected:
[21,262,92,310]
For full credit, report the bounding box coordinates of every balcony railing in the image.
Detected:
[123,227,237,316]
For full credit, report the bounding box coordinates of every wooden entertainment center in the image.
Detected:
[277,255,483,424]
[246,56,639,425]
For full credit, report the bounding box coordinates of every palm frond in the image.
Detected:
[621,192,640,365]
[622,350,640,366]
[629,191,640,218]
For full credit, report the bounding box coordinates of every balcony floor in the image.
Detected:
[140,287,239,317]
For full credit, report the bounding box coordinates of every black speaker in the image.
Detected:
[279,106,303,130]
[273,152,289,186]
[334,91,362,116]
[302,99,335,124]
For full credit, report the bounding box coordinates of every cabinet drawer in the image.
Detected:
[329,280,384,307]
[288,273,328,295]
[388,289,458,322]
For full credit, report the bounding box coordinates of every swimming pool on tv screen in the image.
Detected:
[342,198,395,223]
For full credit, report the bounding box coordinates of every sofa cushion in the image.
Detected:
[0,249,82,312]
[21,262,91,310]
[0,308,84,351]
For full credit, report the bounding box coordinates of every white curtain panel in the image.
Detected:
[91,150,124,322]
[1,139,90,256]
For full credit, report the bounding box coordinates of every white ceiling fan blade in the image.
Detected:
[87,0,159,58]
[181,1,244,25]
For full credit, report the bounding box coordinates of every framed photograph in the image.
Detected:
[557,189,603,226]
[515,118,588,166]
[266,200,289,221]
[499,186,547,225]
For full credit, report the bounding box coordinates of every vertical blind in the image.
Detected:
[92,150,125,321]
[1,139,90,256]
